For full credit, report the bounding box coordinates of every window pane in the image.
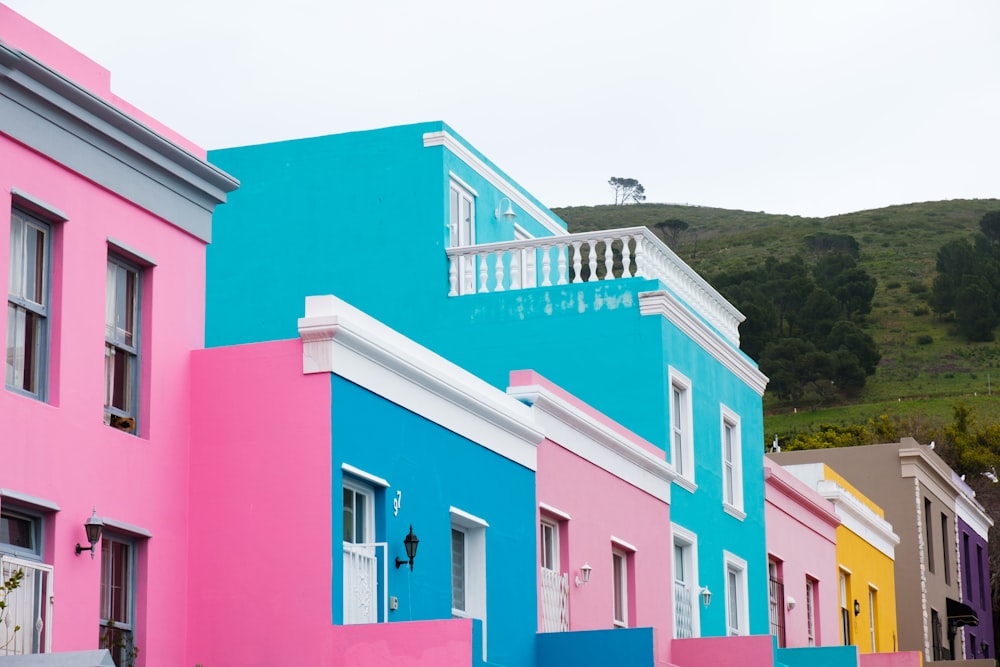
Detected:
[104,345,132,412]
[0,513,34,549]
[100,539,132,626]
[613,553,625,624]
[24,224,45,305]
[8,213,24,297]
[342,488,355,543]
[354,493,366,543]
[451,529,465,611]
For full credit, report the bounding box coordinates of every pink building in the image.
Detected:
[764,458,840,649]
[1,4,236,664]
[507,371,676,665]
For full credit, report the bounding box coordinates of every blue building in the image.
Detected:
[205,121,770,640]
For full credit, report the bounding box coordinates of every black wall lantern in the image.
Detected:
[395,525,419,570]
[74,508,104,559]
[853,599,861,616]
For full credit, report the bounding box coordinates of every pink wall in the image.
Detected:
[187,340,334,667]
[672,635,777,667]
[859,651,922,667]
[0,4,204,156]
[513,372,674,666]
[0,138,209,662]
[764,458,840,648]
[331,618,477,667]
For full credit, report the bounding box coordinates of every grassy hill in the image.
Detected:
[554,199,1000,445]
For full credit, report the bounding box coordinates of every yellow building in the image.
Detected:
[780,463,901,654]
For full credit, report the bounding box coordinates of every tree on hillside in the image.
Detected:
[931,237,1000,341]
[980,211,1000,243]
[653,218,689,246]
[608,177,646,205]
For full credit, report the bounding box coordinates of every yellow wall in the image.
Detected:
[824,465,885,518]
[836,521,899,654]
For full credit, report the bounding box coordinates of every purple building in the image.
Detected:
[953,472,994,660]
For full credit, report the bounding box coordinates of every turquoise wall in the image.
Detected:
[536,628,655,667]
[207,121,768,640]
[330,373,537,667]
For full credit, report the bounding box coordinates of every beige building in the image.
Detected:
[771,437,993,664]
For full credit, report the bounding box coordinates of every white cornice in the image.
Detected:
[507,383,675,503]
[816,479,900,559]
[955,491,993,540]
[424,130,567,238]
[298,295,542,471]
[639,290,768,396]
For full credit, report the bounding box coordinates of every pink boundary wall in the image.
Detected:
[187,340,334,667]
[0,4,204,156]
[859,652,923,667]
[673,635,777,667]
[764,458,841,648]
[509,371,674,666]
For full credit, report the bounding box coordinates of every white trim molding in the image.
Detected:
[299,295,542,471]
[341,463,390,489]
[640,290,768,396]
[611,535,638,553]
[507,383,676,503]
[0,489,60,512]
[816,479,900,559]
[424,130,567,237]
[538,502,572,522]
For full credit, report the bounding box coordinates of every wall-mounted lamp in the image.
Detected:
[701,586,712,607]
[74,508,103,559]
[495,198,516,223]
[575,562,592,586]
[853,599,860,616]
[786,596,796,611]
[394,525,419,570]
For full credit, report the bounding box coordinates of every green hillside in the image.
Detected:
[554,199,1000,445]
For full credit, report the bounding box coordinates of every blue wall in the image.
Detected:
[206,121,768,640]
[329,373,537,667]
[536,628,655,667]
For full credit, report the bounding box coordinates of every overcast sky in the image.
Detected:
[6,1,1000,217]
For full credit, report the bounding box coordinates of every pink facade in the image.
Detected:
[1,5,235,664]
[764,458,840,648]
[187,340,334,666]
[509,371,676,666]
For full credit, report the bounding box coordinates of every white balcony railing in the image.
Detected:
[446,227,743,346]
[540,568,569,632]
[674,580,694,639]
[343,542,387,625]
[0,556,53,655]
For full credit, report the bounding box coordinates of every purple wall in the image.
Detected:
[957,515,994,660]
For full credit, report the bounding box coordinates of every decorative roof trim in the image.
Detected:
[508,383,675,503]
[424,130,567,237]
[0,43,238,242]
[816,479,900,559]
[298,295,542,471]
[639,290,768,396]
[764,467,841,529]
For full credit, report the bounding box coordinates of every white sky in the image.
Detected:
[5,1,1000,217]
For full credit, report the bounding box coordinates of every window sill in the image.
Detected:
[723,503,746,521]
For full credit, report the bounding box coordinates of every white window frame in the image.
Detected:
[6,208,51,401]
[868,585,877,651]
[612,548,629,628]
[0,505,44,562]
[724,551,748,636]
[450,507,487,659]
[540,518,559,572]
[513,224,537,290]
[342,479,375,545]
[449,180,477,295]
[668,368,694,485]
[721,405,745,519]
[840,568,851,645]
[805,576,817,647]
[671,524,701,638]
[104,254,142,432]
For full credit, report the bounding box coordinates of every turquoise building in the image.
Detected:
[206,121,771,639]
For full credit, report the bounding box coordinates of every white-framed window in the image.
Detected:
[724,551,748,636]
[0,502,53,655]
[342,478,380,625]
[672,524,700,639]
[612,549,629,628]
[668,368,694,483]
[449,180,477,295]
[721,405,743,517]
[0,506,43,561]
[99,534,137,667]
[104,255,141,433]
[805,576,818,646]
[540,519,559,572]
[451,508,488,659]
[868,585,878,651]
[768,558,785,647]
[6,208,51,400]
[539,509,569,633]
[513,224,537,290]
[840,569,851,645]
